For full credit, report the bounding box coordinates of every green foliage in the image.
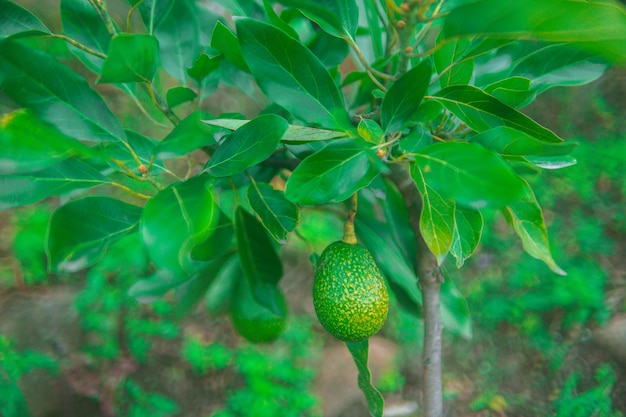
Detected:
[11,204,50,284]
[119,379,179,417]
[552,364,623,417]
[0,334,58,417]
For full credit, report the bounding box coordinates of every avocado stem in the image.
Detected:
[342,193,358,245]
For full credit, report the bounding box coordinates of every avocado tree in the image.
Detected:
[1,0,625,416]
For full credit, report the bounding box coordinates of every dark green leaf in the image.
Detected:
[247,181,299,244]
[47,196,142,272]
[434,33,473,87]
[166,86,197,108]
[203,118,347,143]
[61,0,110,71]
[410,163,455,264]
[285,139,384,205]
[450,206,483,268]
[503,178,565,275]
[381,60,432,133]
[0,0,49,38]
[211,21,249,71]
[205,254,240,315]
[236,18,352,130]
[154,0,200,82]
[235,206,283,286]
[140,175,219,277]
[0,379,32,417]
[443,0,626,64]
[187,52,221,82]
[471,126,577,157]
[0,109,101,174]
[413,141,525,209]
[205,114,289,177]
[278,0,359,39]
[174,255,231,318]
[0,40,126,142]
[155,111,222,159]
[0,158,110,209]
[99,33,159,83]
[345,340,385,417]
[191,213,235,262]
[432,85,563,143]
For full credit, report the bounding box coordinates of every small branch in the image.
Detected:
[48,34,107,59]
[142,83,180,125]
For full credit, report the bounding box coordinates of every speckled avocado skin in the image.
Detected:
[313,241,389,342]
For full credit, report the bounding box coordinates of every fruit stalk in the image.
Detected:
[343,193,359,245]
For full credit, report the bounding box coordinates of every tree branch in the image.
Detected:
[389,163,444,417]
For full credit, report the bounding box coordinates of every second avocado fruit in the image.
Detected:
[313,241,389,342]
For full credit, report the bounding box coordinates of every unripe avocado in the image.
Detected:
[230,280,287,343]
[313,241,389,342]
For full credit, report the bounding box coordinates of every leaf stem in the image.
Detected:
[47,34,107,59]
[87,0,118,36]
[126,0,144,33]
[109,181,151,200]
[142,83,181,125]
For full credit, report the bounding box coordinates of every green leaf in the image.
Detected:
[483,76,533,108]
[358,119,384,144]
[285,139,384,205]
[381,60,432,133]
[155,111,222,159]
[0,379,32,417]
[236,18,352,130]
[235,206,283,287]
[432,85,563,143]
[0,0,49,38]
[61,0,110,71]
[503,178,566,275]
[212,21,249,71]
[414,141,525,209]
[174,255,231,318]
[192,213,235,262]
[0,158,110,209]
[345,340,385,417]
[278,0,359,39]
[434,33,473,87]
[450,206,483,268]
[99,33,159,83]
[443,0,626,64]
[410,163,455,264]
[471,126,577,157]
[0,40,126,142]
[205,254,239,315]
[205,114,289,177]
[153,0,199,82]
[440,279,472,338]
[46,196,142,272]
[0,109,101,174]
[187,52,222,82]
[166,86,197,108]
[203,118,347,143]
[247,182,299,244]
[140,175,219,277]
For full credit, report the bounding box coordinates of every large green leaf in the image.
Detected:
[345,340,384,417]
[410,163,455,264]
[211,21,249,71]
[0,40,126,142]
[0,158,110,209]
[450,206,483,268]
[203,118,348,143]
[247,182,299,244]
[434,34,473,87]
[432,85,563,143]
[277,0,359,39]
[285,139,384,205]
[46,196,142,272]
[413,141,525,209]
[99,33,159,83]
[0,109,101,174]
[503,178,566,275]
[381,60,432,133]
[483,76,533,108]
[0,0,49,38]
[443,0,626,64]
[236,18,352,130]
[471,126,577,157]
[61,0,110,71]
[205,114,289,177]
[140,175,219,277]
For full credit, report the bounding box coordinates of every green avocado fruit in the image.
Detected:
[313,241,389,342]
[230,279,287,343]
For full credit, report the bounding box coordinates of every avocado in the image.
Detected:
[313,241,389,342]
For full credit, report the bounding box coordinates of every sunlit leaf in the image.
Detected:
[450,206,483,268]
[203,118,347,143]
[47,197,142,272]
[503,178,566,275]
